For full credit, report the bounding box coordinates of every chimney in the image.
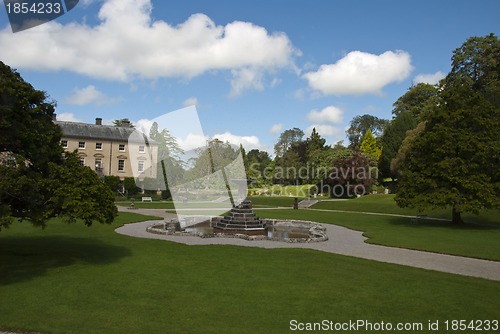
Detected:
[95,117,102,125]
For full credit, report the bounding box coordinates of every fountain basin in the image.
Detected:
[146,216,328,243]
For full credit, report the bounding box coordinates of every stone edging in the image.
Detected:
[146,219,328,243]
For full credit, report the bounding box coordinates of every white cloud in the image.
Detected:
[212,132,262,151]
[0,0,297,95]
[413,71,446,85]
[303,50,413,96]
[65,85,121,106]
[57,112,83,122]
[229,68,265,97]
[269,123,283,134]
[177,133,209,152]
[307,106,343,124]
[135,118,154,135]
[183,97,199,107]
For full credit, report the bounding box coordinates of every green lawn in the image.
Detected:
[116,196,302,209]
[313,194,500,225]
[254,208,500,261]
[1,212,499,333]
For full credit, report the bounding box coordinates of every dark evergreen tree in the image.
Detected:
[0,61,117,229]
[378,111,418,179]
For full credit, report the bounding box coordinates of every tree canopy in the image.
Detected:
[392,83,439,121]
[0,61,117,229]
[395,82,499,223]
[359,129,381,162]
[273,127,304,158]
[346,114,388,148]
[446,33,500,107]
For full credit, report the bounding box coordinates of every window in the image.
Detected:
[79,157,85,166]
[96,143,102,150]
[138,160,144,172]
[95,158,102,170]
[78,141,86,149]
[61,140,68,148]
[118,159,125,172]
[139,145,145,153]
[119,144,125,152]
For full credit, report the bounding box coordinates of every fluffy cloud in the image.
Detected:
[306,124,343,139]
[303,50,413,96]
[413,71,446,85]
[65,85,121,105]
[212,132,262,151]
[0,0,296,95]
[57,112,83,122]
[183,97,199,107]
[269,123,283,134]
[307,106,343,124]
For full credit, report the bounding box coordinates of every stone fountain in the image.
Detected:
[212,179,267,235]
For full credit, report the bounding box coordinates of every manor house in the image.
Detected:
[54,116,158,181]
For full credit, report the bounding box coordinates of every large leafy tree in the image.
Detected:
[395,83,499,223]
[392,83,439,120]
[273,127,304,158]
[446,33,500,107]
[395,34,500,224]
[0,61,117,229]
[327,150,375,198]
[346,114,388,149]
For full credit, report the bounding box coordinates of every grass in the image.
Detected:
[313,194,500,225]
[256,209,500,261]
[116,195,302,210]
[0,212,499,333]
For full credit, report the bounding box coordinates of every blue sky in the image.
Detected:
[1,0,499,155]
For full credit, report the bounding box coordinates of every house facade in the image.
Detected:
[55,117,158,181]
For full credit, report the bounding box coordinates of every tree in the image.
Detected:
[395,83,500,223]
[113,118,134,127]
[327,150,376,198]
[246,149,271,185]
[359,129,381,161]
[148,122,184,189]
[390,121,425,178]
[445,33,500,107]
[392,83,439,120]
[41,152,118,226]
[0,61,117,229]
[346,114,388,148]
[378,111,418,179]
[305,128,332,183]
[273,128,304,158]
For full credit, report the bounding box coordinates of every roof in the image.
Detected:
[55,121,158,144]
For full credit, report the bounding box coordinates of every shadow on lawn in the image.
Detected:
[0,236,132,285]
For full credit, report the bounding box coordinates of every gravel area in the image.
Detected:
[117,206,500,281]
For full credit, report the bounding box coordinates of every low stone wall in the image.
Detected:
[146,218,328,243]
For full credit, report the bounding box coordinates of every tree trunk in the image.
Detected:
[452,206,463,224]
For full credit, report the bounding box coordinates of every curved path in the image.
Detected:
[116,206,500,282]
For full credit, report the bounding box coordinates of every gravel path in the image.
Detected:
[117,206,500,281]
